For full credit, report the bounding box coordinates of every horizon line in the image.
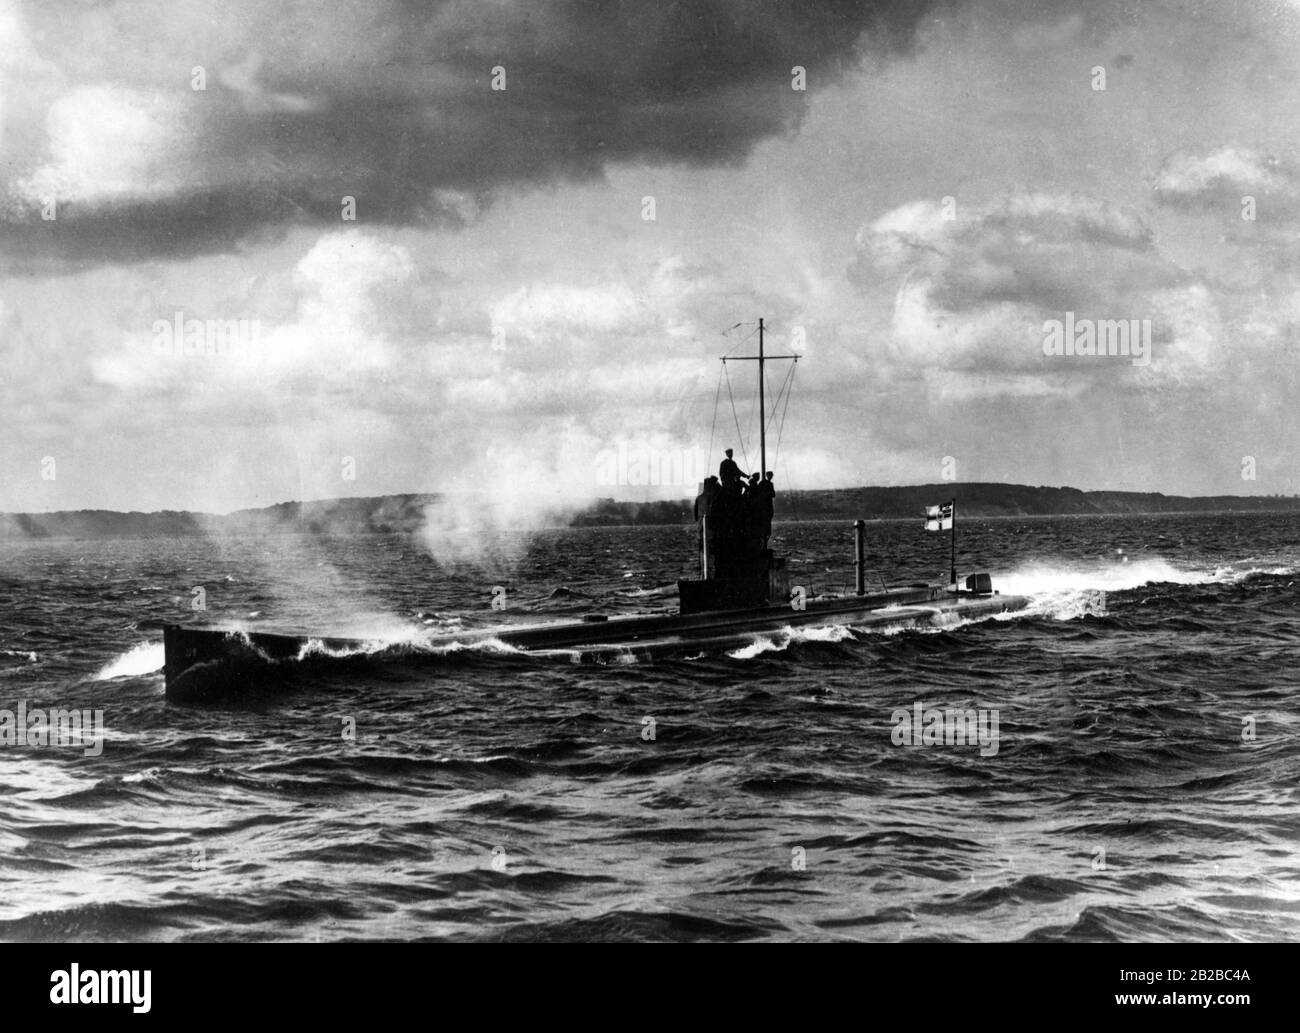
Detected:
[6,481,1300,519]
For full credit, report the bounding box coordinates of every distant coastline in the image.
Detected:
[2,484,1298,540]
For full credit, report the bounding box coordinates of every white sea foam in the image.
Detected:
[996,556,1297,621]
[619,585,676,598]
[292,631,524,661]
[997,557,1201,598]
[293,638,387,661]
[727,623,857,659]
[94,641,165,679]
[415,636,524,656]
[122,767,168,783]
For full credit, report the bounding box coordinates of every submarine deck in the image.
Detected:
[161,584,1028,703]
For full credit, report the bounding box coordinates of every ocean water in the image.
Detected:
[1,512,1298,942]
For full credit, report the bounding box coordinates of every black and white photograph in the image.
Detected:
[0,0,1295,988]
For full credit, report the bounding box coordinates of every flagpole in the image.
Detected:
[950,497,957,589]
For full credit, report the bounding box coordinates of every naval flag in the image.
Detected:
[925,502,953,531]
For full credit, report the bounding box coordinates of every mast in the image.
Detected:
[758,317,766,480]
[723,318,797,478]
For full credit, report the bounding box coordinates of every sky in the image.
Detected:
[2,0,1299,515]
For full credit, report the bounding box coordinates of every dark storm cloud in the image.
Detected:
[1,0,944,268]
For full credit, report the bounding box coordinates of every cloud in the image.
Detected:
[861,194,1156,289]
[1152,146,1300,269]
[11,87,191,207]
[853,192,1213,394]
[50,225,782,512]
[87,228,427,408]
[1153,146,1290,205]
[7,0,1300,510]
[0,0,943,267]
[490,283,643,345]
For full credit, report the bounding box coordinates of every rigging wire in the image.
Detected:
[764,360,796,442]
[707,361,724,463]
[721,361,751,472]
[772,360,799,523]
[721,323,759,353]
[771,360,796,472]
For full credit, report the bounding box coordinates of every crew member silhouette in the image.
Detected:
[719,448,747,487]
[693,477,719,574]
[694,476,719,522]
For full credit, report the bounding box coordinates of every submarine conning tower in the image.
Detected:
[677,508,788,614]
[676,515,1003,616]
[680,316,797,615]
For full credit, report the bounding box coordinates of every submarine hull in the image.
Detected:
[162,586,1028,703]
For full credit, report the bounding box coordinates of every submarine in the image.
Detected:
[162,319,1029,703]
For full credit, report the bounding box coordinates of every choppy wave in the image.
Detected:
[728,623,858,658]
[3,514,1299,942]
